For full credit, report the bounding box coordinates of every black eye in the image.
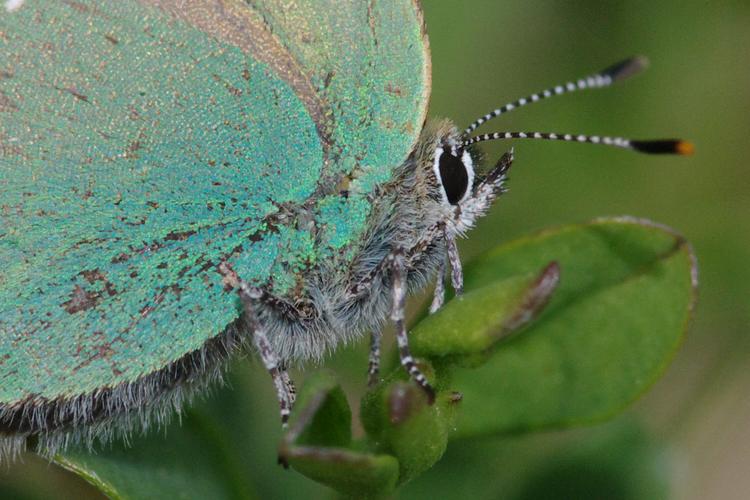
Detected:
[438,149,469,205]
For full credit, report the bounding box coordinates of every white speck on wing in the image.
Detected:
[5,0,25,12]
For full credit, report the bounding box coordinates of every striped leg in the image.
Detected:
[237,282,294,427]
[280,365,296,405]
[389,250,436,403]
[429,256,446,314]
[367,329,382,387]
[446,236,463,296]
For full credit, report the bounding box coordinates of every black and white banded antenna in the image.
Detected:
[462,131,694,155]
[464,56,650,136]
[461,56,694,156]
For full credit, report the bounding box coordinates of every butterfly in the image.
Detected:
[0,0,691,459]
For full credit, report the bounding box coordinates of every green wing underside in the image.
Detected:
[0,0,429,404]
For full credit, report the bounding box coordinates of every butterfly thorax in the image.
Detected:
[255,119,503,366]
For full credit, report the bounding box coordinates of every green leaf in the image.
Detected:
[54,396,257,500]
[280,372,400,498]
[361,381,461,485]
[410,261,559,363]
[448,217,697,437]
[278,448,398,499]
[286,370,352,448]
[49,218,695,498]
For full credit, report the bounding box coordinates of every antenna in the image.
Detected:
[463,56,650,136]
[462,131,694,155]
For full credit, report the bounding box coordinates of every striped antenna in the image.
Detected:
[463,56,649,136]
[462,131,695,155]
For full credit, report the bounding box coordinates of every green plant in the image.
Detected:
[53,218,696,498]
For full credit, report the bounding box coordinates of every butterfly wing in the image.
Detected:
[0,0,429,408]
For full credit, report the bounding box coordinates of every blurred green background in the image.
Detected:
[2,0,748,498]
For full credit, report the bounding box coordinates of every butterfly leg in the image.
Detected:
[429,256,447,314]
[430,228,463,313]
[389,249,436,403]
[446,236,464,296]
[279,363,297,405]
[258,335,293,427]
[367,329,382,386]
[234,281,295,427]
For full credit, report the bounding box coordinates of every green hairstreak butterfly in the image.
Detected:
[0,0,692,459]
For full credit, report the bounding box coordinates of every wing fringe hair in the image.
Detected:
[0,323,248,462]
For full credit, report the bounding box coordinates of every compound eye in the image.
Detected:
[435,146,472,205]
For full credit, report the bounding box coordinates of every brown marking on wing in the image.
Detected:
[72,331,125,375]
[62,285,100,314]
[53,86,90,103]
[79,268,119,297]
[0,91,19,112]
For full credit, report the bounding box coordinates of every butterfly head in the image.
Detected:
[408,120,510,237]
[419,56,694,235]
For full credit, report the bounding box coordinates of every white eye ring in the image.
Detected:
[432,145,475,205]
[460,148,475,200]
